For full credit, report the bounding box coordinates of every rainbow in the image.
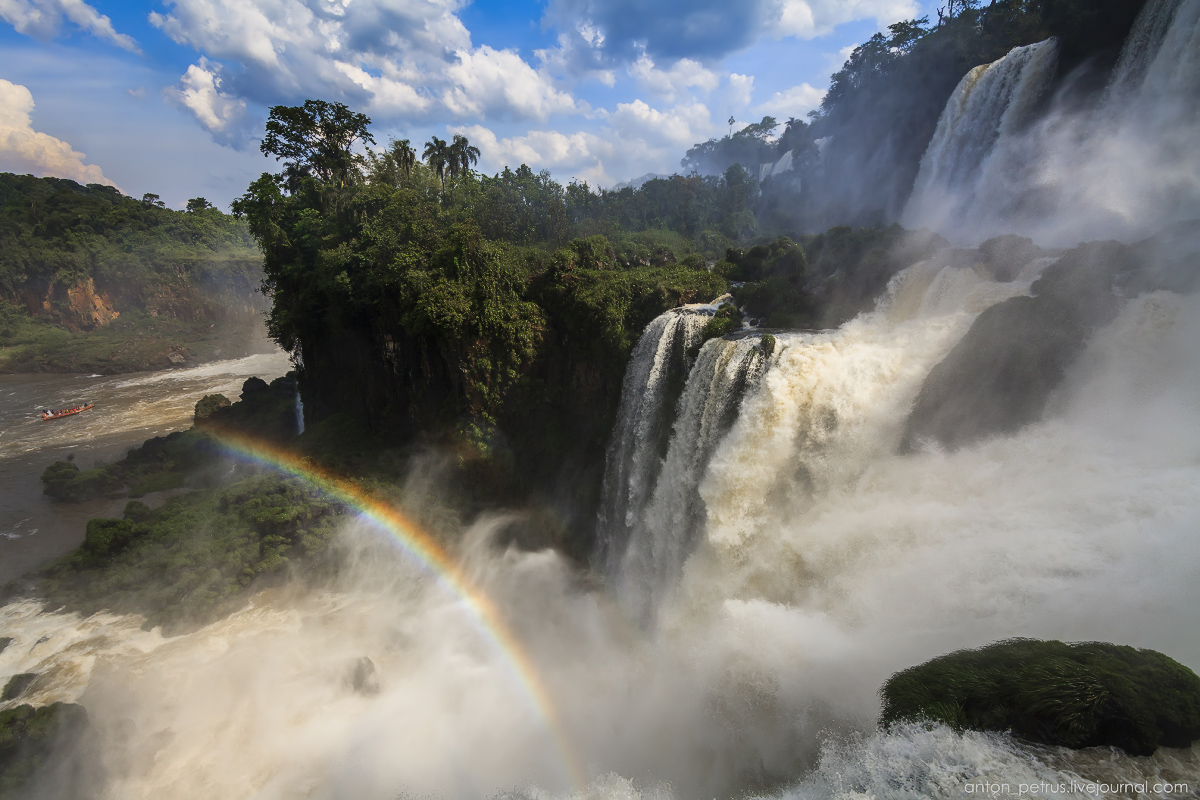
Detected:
[208,429,588,792]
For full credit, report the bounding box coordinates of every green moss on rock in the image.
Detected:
[39,461,123,502]
[194,393,232,420]
[0,702,89,800]
[880,639,1200,755]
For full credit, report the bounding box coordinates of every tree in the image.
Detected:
[141,193,165,208]
[392,139,416,179]
[423,136,450,194]
[261,100,375,192]
[186,197,214,213]
[450,134,481,178]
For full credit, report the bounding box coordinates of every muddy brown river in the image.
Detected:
[0,352,292,582]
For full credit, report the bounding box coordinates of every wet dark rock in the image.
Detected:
[900,240,1142,451]
[881,639,1200,756]
[976,234,1044,282]
[350,657,380,695]
[0,675,37,703]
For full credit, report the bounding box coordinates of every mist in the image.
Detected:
[3,1,1200,798]
[902,0,1200,246]
[3,234,1199,797]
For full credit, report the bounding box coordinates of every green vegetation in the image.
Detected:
[682,0,1151,231]
[0,305,262,373]
[41,474,343,631]
[0,702,89,800]
[40,374,302,503]
[0,173,268,373]
[194,393,232,420]
[881,639,1200,755]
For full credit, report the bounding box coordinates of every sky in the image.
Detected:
[0,0,933,209]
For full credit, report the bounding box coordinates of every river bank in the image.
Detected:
[0,352,292,582]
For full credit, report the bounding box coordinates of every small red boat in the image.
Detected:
[41,402,95,421]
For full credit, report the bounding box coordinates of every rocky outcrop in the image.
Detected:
[881,639,1200,756]
[20,277,119,331]
[899,229,1200,451]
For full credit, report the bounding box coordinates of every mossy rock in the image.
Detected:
[0,702,89,800]
[0,675,36,702]
[880,639,1200,755]
[39,461,122,502]
[194,393,231,420]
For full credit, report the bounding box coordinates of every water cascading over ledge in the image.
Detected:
[903,0,1200,244]
[603,248,1055,623]
[902,38,1059,236]
[594,306,711,575]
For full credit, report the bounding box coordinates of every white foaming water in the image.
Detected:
[595,308,712,575]
[615,334,766,621]
[3,254,1200,797]
[904,0,1200,245]
[903,39,1059,238]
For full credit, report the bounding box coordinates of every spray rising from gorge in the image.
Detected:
[2,1,1200,798]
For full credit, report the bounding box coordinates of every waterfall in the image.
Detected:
[902,39,1059,236]
[594,306,712,574]
[608,254,1048,621]
[294,387,305,435]
[1106,0,1188,104]
[903,0,1200,245]
[614,334,767,620]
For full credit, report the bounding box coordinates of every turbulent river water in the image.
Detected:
[0,352,292,581]
[3,256,1200,799]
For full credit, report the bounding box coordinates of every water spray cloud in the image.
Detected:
[206,428,589,793]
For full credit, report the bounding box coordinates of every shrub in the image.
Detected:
[880,639,1200,755]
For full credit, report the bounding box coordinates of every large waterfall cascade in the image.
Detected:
[902,38,1059,236]
[903,0,1200,244]
[603,252,1053,623]
[3,6,1200,798]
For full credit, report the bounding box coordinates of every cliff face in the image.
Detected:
[0,173,270,373]
[19,276,119,331]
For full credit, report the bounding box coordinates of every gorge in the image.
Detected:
[1,0,1200,797]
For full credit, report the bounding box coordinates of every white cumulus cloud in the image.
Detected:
[169,58,250,146]
[756,82,825,118]
[0,0,138,50]
[443,46,577,121]
[150,0,581,135]
[770,0,919,39]
[0,78,116,186]
[628,53,719,103]
[456,95,721,188]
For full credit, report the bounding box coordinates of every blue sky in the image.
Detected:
[0,0,933,208]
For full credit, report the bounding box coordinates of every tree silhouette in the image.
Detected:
[449,134,481,178]
[423,136,450,194]
[392,139,416,179]
[261,100,374,193]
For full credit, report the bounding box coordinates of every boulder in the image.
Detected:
[901,240,1140,451]
[881,639,1200,756]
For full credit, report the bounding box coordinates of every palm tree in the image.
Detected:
[423,136,449,193]
[450,134,481,178]
[392,138,415,179]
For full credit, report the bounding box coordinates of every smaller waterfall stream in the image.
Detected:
[595,306,714,574]
[902,0,1200,244]
[615,335,768,620]
[294,388,305,435]
[903,39,1059,235]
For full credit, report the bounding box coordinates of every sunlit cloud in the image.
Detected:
[0,78,117,186]
[0,0,139,51]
